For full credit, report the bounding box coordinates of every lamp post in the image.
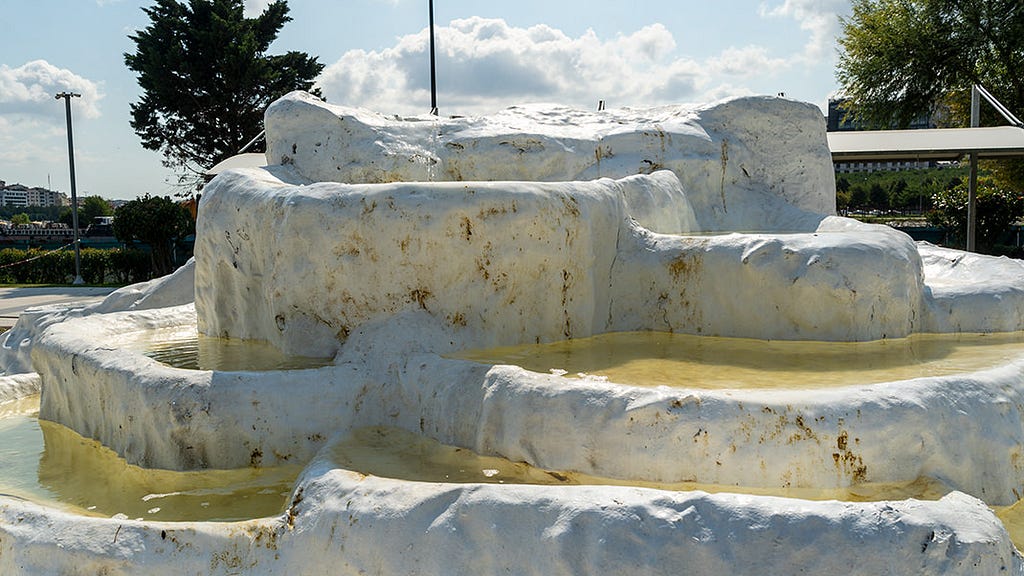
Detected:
[428,0,438,115]
[55,91,84,285]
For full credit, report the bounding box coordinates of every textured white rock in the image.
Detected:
[265,91,836,231]
[2,487,1016,575]
[195,169,928,357]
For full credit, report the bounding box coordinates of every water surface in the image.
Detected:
[451,331,1024,389]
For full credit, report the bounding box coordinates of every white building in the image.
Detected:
[26,187,69,207]
[1,185,28,207]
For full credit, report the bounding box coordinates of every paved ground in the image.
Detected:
[0,286,117,330]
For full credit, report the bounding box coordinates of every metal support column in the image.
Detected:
[966,86,980,252]
[56,91,84,284]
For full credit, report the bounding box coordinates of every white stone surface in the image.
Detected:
[2,486,1015,575]
[265,91,836,231]
[195,170,931,357]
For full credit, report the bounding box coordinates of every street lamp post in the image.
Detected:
[428,0,438,115]
[55,91,84,285]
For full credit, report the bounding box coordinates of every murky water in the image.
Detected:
[0,396,300,522]
[126,326,333,372]
[330,425,952,499]
[335,425,1024,549]
[450,331,1024,389]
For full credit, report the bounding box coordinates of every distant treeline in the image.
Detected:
[0,205,66,223]
[836,166,976,214]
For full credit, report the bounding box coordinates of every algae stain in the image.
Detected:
[719,139,729,213]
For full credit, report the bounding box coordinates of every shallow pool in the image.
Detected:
[0,395,301,522]
[450,331,1024,389]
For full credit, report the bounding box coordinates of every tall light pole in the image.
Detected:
[428,0,438,115]
[55,91,84,285]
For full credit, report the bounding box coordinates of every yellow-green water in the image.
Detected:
[331,425,952,499]
[127,327,333,372]
[0,396,300,522]
[450,331,1024,389]
[334,425,1024,549]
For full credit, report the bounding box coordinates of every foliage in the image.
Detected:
[124,0,323,190]
[10,213,30,226]
[113,195,194,277]
[926,178,1024,252]
[0,205,63,222]
[58,196,113,228]
[836,0,1024,189]
[0,248,151,285]
[837,165,970,212]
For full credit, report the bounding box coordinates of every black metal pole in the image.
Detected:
[56,91,84,285]
[429,0,438,115]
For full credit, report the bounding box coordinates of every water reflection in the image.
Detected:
[126,326,333,372]
[0,395,300,522]
[450,331,1024,389]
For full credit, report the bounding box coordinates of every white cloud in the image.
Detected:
[317,17,713,115]
[243,0,273,18]
[759,0,850,63]
[0,61,103,185]
[707,46,789,78]
[315,13,847,116]
[0,60,103,120]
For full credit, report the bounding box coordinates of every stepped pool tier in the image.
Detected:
[3,94,1024,574]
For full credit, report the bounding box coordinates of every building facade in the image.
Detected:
[0,183,69,207]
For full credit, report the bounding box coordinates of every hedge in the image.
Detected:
[0,247,153,285]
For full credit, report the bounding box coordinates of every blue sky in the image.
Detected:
[1,0,852,199]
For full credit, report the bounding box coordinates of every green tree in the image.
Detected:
[850,185,869,209]
[125,0,323,190]
[837,0,1024,189]
[113,195,194,277]
[869,182,889,209]
[927,178,1024,252]
[59,196,114,228]
[10,213,30,226]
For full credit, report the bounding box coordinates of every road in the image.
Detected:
[0,286,117,330]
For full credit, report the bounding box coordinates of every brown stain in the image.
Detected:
[668,251,702,282]
[249,448,263,468]
[410,288,432,310]
[286,487,304,529]
[447,312,467,327]
[460,216,473,241]
[476,257,491,281]
[719,138,729,213]
[832,429,868,483]
[360,198,377,215]
[560,195,581,218]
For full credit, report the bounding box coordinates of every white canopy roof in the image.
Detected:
[828,126,1024,162]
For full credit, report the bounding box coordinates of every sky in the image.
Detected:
[0,0,853,200]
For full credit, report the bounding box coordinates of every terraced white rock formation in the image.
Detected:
[2,92,1024,574]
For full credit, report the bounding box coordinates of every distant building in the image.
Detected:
[0,183,70,207]
[26,187,69,207]
[1,184,28,207]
